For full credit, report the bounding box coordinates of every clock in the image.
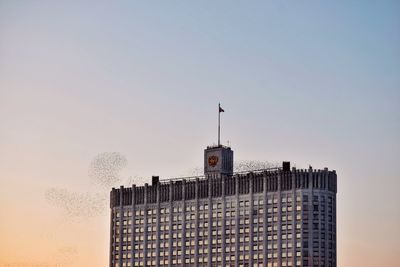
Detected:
[208,155,219,167]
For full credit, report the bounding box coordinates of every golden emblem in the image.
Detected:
[208,155,219,167]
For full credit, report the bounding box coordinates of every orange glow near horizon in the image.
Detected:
[1,1,400,266]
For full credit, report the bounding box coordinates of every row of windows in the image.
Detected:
[115,220,303,240]
[116,233,304,251]
[114,259,306,267]
[115,193,317,218]
[119,227,299,242]
[115,228,304,243]
[115,210,305,231]
[115,252,301,266]
[116,240,301,253]
[115,203,304,226]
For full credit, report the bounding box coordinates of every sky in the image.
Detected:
[0,1,399,266]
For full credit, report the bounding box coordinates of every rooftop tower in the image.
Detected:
[204,145,233,177]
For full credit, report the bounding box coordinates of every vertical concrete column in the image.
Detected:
[334,191,337,267]
[333,172,338,267]
[277,174,282,267]
[291,171,296,267]
[156,183,160,267]
[235,175,240,267]
[308,168,314,267]
[221,176,226,267]
[249,174,254,267]
[301,172,307,267]
[263,174,268,267]
[131,185,136,267]
[318,172,322,267]
[324,180,329,267]
[143,184,148,267]
[119,186,124,267]
[194,178,199,266]
[207,177,213,267]
[181,180,186,266]
[168,181,173,267]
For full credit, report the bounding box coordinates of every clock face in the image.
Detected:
[208,155,219,167]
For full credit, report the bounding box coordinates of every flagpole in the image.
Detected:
[218,103,221,146]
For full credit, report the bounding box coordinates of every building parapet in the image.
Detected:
[110,167,337,208]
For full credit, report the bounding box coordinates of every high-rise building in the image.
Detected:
[109,144,337,267]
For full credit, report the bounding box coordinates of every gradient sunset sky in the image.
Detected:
[1,1,399,267]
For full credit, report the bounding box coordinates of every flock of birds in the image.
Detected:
[45,152,128,219]
[45,153,278,220]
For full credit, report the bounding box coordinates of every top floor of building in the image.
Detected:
[110,164,337,208]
